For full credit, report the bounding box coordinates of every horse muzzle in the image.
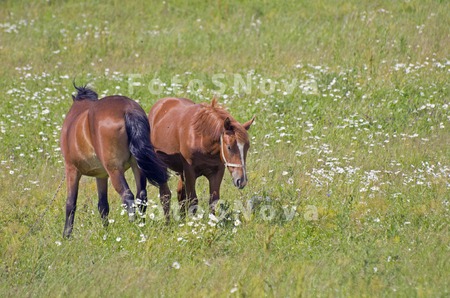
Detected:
[232,171,248,189]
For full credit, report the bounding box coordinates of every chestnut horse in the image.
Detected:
[60,84,167,238]
[148,97,254,218]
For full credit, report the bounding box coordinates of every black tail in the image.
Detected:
[125,110,168,186]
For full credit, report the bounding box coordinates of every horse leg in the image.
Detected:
[96,177,109,227]
[176,176,187,218]
[132,162,147,220]
[207,168,225,215]
[159,182,171,221]
[182,169,198,216]
[63,167,81,238]
[108,169,136,222]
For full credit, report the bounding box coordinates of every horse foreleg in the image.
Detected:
[108,170,135,222]
[208,168,225,215]
[63,167,81,238]
[96,177,109,227]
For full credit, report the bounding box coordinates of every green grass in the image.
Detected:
[1,0,449,296]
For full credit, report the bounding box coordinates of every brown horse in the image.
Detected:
[60,84,167,238]
[148,97,254,218]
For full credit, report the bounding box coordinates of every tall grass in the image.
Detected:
[1,0,449,296]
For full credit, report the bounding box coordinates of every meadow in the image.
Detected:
[0,0,449,296]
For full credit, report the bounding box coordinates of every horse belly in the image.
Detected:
[156,151,184,174]
[75,155,108,178]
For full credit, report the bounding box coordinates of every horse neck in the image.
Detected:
[194,132,220,156]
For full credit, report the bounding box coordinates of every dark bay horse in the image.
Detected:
[148,97,254,218]
[60,84,167,237]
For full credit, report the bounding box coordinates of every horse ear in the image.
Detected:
[243,116,255,131]
[224,117,233,131]
[211,96,218,107]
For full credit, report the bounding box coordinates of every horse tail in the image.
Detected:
[125,110,168,186]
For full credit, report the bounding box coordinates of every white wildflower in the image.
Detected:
[208,213,219,223]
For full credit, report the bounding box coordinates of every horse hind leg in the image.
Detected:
[179,171,199,218]
[136,179,148,221]
[159,182,171,221]
[132,163,148,221]
[63,167,81,238]
[108,169,136,222]
[96,177,109,227]
[177,176,187,218]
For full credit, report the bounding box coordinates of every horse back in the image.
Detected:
[148,98,198,154]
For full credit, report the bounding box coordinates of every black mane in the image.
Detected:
[72,82,98,101]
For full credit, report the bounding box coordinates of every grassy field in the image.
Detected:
[1,0,449,296]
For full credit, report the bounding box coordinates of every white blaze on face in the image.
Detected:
[237,141,247,182]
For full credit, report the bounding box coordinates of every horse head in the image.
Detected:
[220,116,255,189]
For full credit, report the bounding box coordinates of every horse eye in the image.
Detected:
[227,145,231,150]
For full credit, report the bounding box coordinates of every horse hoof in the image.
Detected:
[102,218,109,228]
[128,213,136,222]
